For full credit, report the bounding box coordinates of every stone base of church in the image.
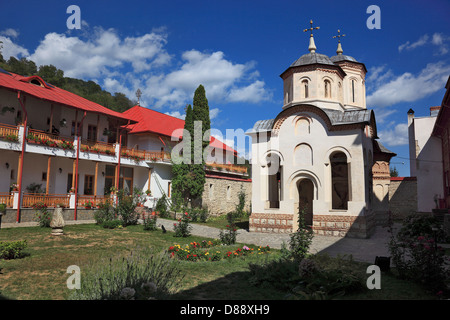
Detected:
[249,211,376,238]
[312,213,376,238]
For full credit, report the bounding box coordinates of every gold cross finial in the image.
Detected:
[333,29,346,55]
[303,19,320,37]
[332,29,346,43]
[303,20,320,52]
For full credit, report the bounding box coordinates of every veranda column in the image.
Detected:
[72,159,76,190]
[46,156,52,194]
[94,161,99,197]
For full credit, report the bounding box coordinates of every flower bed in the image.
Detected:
[168,241,271,262]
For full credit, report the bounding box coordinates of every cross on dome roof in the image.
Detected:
[303,19,320,53]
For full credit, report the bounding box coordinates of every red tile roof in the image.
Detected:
[124,105,237,154]
[0,70,132,122]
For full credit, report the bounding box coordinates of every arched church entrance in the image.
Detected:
[297,178,314,226]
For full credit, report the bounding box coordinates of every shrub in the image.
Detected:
[292,254,366,299]
[248,258,301,291]
[32,202,51,228]
[94,201,116,225]
[101,219,123,229]
[219,212,237,245]
[0,240,27,259]
[173,212,192,237]
[288,205,314,262]
[389,233,449,292]
[68,247,184,300]
[155,194,169,218]
[388,213,450,293]
[397,213,447,243]
[116,190,140,227]
[143,212,158,231]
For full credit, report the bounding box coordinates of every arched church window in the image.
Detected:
[351,79,356,103]
[324,80,331,98]
[267,153,282,208]
[330,152,349,210]
[302,80,309,98]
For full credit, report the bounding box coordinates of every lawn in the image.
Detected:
[0,223,439,300]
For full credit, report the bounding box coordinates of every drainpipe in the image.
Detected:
[16,91,27,223]
[74,111,87,220]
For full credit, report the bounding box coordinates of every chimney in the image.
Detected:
[430,106,440,117]
[407,108,415,126]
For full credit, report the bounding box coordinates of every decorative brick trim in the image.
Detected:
[249,212,294,233]
[249,212,376,238]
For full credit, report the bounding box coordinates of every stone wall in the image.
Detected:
[389,177,417,219]
[201,175,252,216]
[2,208,95,224]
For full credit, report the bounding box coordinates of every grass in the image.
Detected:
[0,223,441,300]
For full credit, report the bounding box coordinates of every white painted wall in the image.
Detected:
[409,115,443,212]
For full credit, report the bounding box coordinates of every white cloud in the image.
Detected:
[228,80,271,103]
[164,111,185,120]
[135,49,271,109]
[209,108,221,120]
[398,34,429,52]
[0,28,19,39]
[399,33,449,55]
[29,27,171,78]
[378,122,408,147]
[431,33,449,55]
[0,35,29,60]
[366,61,450,108]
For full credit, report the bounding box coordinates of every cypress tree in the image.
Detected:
[190,85,211,201]
[171,104,194,207]
[192,85,210,152]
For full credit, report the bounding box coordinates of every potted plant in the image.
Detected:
[84,201,94,209]
[11,183,18,192]
[145,189,152,197]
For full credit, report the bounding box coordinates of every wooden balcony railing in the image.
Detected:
[80,139,116,156]
[77,195,112,208]
[205,162,248,174]
[0,123,19,143]
[0,193,13,207]
[22,193,70,208]
[26,129,74,150]
[121,147,171,163]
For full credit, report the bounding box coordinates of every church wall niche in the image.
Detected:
[294,116,311,136]
[294,143,313,166]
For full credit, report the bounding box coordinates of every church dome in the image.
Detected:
[330,54,358,63]
[290,52,335,68]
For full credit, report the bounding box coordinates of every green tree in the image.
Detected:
[6,57,37,76]
[390,166,399,177]
[37,64,64,86]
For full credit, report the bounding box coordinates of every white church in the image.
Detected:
[247,23,396,238]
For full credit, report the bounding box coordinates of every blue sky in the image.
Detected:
[1,0,449,176]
